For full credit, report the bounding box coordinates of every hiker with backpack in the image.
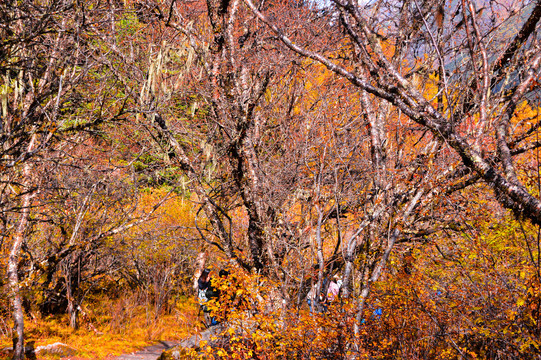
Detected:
[197,269,220,327]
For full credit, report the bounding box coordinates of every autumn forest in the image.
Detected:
[2,0,541,359]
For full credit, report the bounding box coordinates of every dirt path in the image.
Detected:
[109,341,179,360]
[108,324,225,360]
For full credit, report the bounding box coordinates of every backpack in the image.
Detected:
[198,288,208,305]
[198,277,211,305]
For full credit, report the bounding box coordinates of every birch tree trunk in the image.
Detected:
[7,134,37,360]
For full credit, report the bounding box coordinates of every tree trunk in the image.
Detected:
[67,300,78,330]
[8,242,26,360]
[7,135,37,360]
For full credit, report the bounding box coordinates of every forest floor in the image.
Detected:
[1,335,189,360]
[0,338,184,360]
[0,297,202,360]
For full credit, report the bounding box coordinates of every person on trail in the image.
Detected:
[307,275,336,313]
[197,269,219,327]
[326,275,342,303]
[197,269,211,304]
[318,275,342,312]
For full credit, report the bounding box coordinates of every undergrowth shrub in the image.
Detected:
[192,250,541,360]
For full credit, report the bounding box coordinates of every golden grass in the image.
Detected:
[0,296,203,360]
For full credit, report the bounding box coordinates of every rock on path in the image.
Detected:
[157,324,226,360]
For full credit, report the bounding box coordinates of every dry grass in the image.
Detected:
[0,295,202,360]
